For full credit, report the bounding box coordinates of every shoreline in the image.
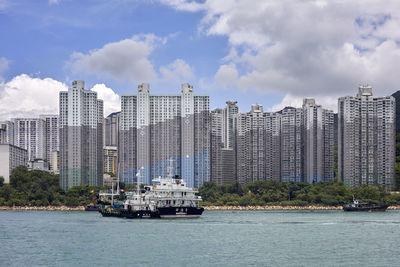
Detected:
[1,205,400,211]
[205,205,400,210]
[0,206,85,211]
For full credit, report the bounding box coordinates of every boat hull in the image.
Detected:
[120,209,159,219]
[157,207,204,219]
[85,205,99,211]
[343,204,389,212]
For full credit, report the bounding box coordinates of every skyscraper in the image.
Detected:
[302,99,334,183]
[234,100,333,185]
[104,112,120,147]
[119,83,210,187]
[235,104,281,184]
[338,86,395,190]
[59,80,104,190]
[11,118,46,161]
[280,107,303,182]
[210,101,238,185]
[40,115,59,171]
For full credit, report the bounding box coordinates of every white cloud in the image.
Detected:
[163,0,400,108]
[159,59,194,83]
[159,0,204,12]
[0,74,67,120]
[91,83,120,117]
[48,0,60,5]
[214,64,238,88]
[270,94,337,112]
[0,75,122,120]
[67,34,164,83]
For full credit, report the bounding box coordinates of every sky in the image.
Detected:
[1,0,400,120]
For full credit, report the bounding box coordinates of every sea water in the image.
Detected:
[0,210,399,266]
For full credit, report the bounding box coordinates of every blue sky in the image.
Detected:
[1,0,400,119]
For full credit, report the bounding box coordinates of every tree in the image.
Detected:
[0,176,4,187]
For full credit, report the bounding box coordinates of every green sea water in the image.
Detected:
[0,210,399,266]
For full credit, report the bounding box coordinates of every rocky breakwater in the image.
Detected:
[205,205,340,210]
[0,206,86,211]
[205,205,400,210]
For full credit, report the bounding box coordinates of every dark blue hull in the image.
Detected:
[85,205,100,211]
[157,207,204,218]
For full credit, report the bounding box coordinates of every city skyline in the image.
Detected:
[2,1,400,121]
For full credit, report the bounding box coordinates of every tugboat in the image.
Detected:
[343,196,389,212]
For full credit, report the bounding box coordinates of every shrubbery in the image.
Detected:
[1,166,399,207]
[198,181,397,206]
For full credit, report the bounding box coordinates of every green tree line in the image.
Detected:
[1,166,400,207]
[199,181,400,206]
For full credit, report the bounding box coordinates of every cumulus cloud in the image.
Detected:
[91,83,120,117]
[159,59,194,83]
[162,0,400,110]
[270,94,338,112]
[0,74,121,120]
[67,34,165,83]
[214,64,238,88]
[0,74,67,120]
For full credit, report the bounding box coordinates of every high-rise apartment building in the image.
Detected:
[338,86,395,190]
[104,146,117,174]
[234,100,333,185]
[0,121,14,145]
[59,80,104,190]
[104,112,120,147]
[302,99,334,183]
[235,104,281,184]
[119,83,210,187]
[0,144,28,184]
[11,118,46,161]
[280,107,303,182]
[210,101,238,185]
[40,115,59,170]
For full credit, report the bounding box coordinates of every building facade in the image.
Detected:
[119,83,210,187]
[0,144,28,183]
[338,86,396,190]
[11,118,46,161]
[234,100,334,185]
[59,80,104,190]
[104,112,120,147]
[210,101,238,185]
[0,121,14,145]
[302,99,334,183]
[235,105,281,184]
[40,115,59,170]
[104,146,118,174]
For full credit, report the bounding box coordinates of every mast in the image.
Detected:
[111,181,114,206]
[167,158,174,183]
[117,162,120,193]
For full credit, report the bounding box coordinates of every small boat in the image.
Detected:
[343,196,389,212]
[85,190,100,211]
[85,205,99,211]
